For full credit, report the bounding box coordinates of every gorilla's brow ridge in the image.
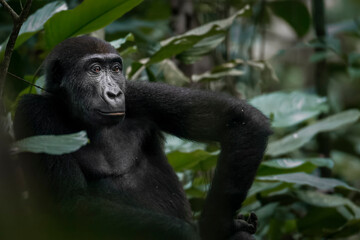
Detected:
[81,53,123,64]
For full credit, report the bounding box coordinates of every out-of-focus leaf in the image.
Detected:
[244,181,285,206]
[157,60,190,86]
[191,59,269,83]
[109,33,134,49]
[267,109,360,156]
[12,131,88,155]
[253,202,279,234]
[331,151,360,183]
[120,45,138,57]
[128,6,251,79]
[164,135,207,154]
[328,17,360,35]
[295,190,360,219]
[327,219,360,238]
[297,207,348,236]
[257,172,359,192]
[309,51,337,63]
[177,34,225,64]
[44,0,143,49]
[192,69,244,83]
[150,6,250,64]
[268,0,311,37]
[257,158,333,176]
[167,150,217,172]
[0,1,67,57]
[348,53,360,79]
[250,91,329,128]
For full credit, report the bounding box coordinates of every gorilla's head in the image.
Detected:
[45,36,126,126]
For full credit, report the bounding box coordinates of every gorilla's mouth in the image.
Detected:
[97,110,125,116]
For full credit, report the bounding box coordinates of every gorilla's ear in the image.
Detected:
[45,59,63,92]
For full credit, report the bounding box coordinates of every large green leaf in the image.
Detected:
[250,91,329,128]
[257,172,359,192]
[157,60,190,86]
[128,5,250,79]
[150,6,250,64]
[109,33,134,49]
[257,158,333,176]
[296,190,360,219]
[267,109,360,156]
[12,131,88,155]
[268,0,311,37]
[0,1,67,57]
[167,150,218,172]
[44,0,143,49]
[177,34,226,64]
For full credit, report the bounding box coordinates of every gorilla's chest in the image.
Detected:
[74,119,157,179]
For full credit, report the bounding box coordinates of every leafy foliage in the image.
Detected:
[1,0,360,239]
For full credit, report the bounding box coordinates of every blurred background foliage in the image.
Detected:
[1,0,360,239]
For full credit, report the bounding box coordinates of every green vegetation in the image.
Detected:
[1,0,360,239]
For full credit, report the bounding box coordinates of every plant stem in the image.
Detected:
[0,0,33,115]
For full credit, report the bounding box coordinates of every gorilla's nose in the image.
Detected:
[104,87,124,107]
[106,89,121,100]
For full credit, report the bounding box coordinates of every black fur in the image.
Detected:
[14,36,271,240]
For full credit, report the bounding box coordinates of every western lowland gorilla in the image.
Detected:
[14,36,271,240]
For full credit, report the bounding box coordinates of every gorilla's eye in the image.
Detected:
[112,65,121,73]
[91,65,101,73]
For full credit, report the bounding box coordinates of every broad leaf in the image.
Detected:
[296,190,360,219]
[12,131,88,155]
[257,158,333,176]
[109,33,134,49]
[268,0,311,37]
[44,0,143,49]
[167,150,217,172]
[0,1,67,57]
[128,5,250,79]
[177,34,225,64]
[267,109,360,156]
[257,172,359,192]
[157,60,190,86]
[150,6,250,65]
[250,91,329,128]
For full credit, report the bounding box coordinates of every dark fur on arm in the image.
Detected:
[126,81,271,239]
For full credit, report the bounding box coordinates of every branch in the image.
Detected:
[0,0,19,21]
[0,0,33,115]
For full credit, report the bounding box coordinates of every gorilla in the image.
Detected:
[14,36,271,240]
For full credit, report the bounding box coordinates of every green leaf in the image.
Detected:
[109,33,134,49]
[167,150,218,172]
[250,91,329,128]
[257,172,359,192]
[177,34,225,64]
[157,60,190,86]
[296,190,360,219]
[297,207,348,236]
[44,0,143,49]
[257,158,333,176]
[267,109,360,156]
[149,5,250,65]
[12,131,88,155]
[0,1,67,57]
[268,0,311,37]
[127,6,251,79]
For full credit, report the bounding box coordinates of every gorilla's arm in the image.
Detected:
[14,94,198,240]
[126,81,272,239]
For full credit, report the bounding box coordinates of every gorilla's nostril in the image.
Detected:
[106,90,121,100]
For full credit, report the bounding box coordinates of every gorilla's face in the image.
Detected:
[63,53,126,126]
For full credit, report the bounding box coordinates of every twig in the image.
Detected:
[7,72,48,93]
[0,0,19,21]
[0,0,33,114]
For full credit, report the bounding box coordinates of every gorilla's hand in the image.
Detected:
[229,212,258,240]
